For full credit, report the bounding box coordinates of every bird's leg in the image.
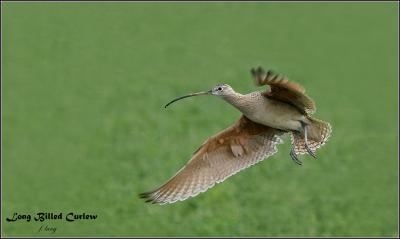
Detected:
[302,122,317,158]
[290,148,302,165]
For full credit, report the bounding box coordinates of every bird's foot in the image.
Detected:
[290,148,302,165]
[301,121,317,159]
[305,143,317,159]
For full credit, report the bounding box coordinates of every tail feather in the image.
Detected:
[291,118,332,155]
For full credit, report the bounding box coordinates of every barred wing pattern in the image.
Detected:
[251,66,316,115]
[139,116,284,204]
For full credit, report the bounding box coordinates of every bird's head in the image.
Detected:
[164,83,235,108]
[209,84,235,96]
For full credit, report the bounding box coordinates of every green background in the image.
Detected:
[2,2,398,237]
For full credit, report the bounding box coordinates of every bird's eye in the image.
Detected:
[218,87,222,91]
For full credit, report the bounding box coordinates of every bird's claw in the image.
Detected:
[305,144,317,159]
[290,149,302,165]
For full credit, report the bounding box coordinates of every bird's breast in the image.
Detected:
[241,98,304,131]
[223,91,305,131]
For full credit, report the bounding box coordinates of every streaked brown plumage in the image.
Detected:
[140,66,332,204]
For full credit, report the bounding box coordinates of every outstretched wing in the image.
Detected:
[139,116,284,204]
[251,66,316,115]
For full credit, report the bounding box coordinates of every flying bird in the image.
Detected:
[139,66,332,204]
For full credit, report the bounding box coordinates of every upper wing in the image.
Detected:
[139,116,284,204]
[251,66,316,115]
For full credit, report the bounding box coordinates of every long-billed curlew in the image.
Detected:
[139,66,332,204]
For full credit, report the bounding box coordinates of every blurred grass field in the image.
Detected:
[2,2,398,237]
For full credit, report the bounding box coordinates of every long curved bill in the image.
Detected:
[164,90,211,108]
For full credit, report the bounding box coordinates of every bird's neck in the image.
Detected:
[221,92,258,115]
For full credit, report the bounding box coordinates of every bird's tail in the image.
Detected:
[291,117,332,155]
